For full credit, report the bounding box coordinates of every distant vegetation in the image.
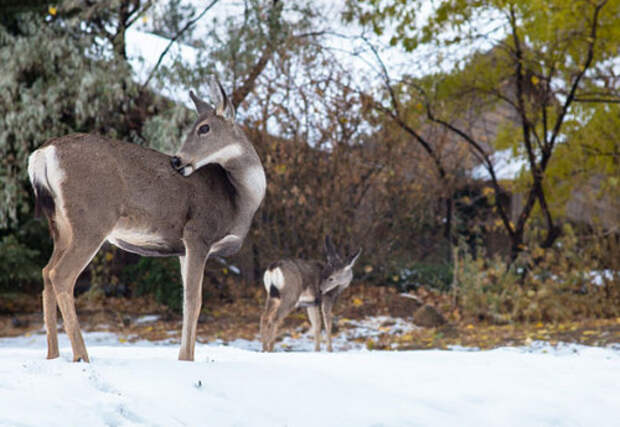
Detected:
[0,0,617,321]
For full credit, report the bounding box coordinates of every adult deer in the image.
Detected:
[260,236,361,352]
[27,77,266,362]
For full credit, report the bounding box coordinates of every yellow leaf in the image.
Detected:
[466,324,474,330]
[531,76,539,85]
[105,252,114,262]
[48,6,57,16]
[582,330,597,336]
[352,297,363,307]
[142,15,148,23]
[535,322,544,328]
[118,337,127,343]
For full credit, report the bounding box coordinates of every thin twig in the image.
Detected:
[140,0,220,92]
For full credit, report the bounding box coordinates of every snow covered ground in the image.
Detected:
[1,332,618,427]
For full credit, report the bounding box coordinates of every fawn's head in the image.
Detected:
[321,236,361,292]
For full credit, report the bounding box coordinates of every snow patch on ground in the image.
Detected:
[134,315,161,325]
[1,331,619,427]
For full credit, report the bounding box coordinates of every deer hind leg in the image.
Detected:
[306,305,322,351]
[178,247,208,361]
[321,298,335,352]
[49,233,105,362]
[260,297,281,352]
[42,239,68,360]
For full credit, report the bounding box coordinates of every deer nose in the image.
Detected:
[170,156,182,169]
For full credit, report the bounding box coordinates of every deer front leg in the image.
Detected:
[321,298,335,352]
[306,306,322,351]
[178,246,208,361]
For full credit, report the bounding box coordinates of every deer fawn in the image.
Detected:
[27,77,266,362]
[260,236,361,352]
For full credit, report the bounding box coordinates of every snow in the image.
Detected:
[133,315,160,325]
[209,316,419,353]
[1,332,619,427]
[125,28,198,105]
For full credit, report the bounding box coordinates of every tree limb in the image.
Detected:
[140,0,220,92]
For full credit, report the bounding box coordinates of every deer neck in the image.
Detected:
[221,149,266,240]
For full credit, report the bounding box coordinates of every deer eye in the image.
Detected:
[198,124,210,135]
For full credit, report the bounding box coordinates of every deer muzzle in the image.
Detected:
[170,156,194,176]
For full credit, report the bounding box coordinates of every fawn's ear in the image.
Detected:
[324,235,340,264]
[345,248,362,270]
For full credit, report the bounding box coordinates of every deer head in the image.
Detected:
[320,235,361,294]
[171,77,244,176]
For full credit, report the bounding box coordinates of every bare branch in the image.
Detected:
[546,0,607,158]
[126,0,154,28]
[358,35,400,117]
[140,0,220,92]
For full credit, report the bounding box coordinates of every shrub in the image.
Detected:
[0,234,41,291]
[121,258,183,312]
[455,225,619,323]
[394,262,453,292]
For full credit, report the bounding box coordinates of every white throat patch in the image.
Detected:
[243,165,267,202]
[194,144,243,170]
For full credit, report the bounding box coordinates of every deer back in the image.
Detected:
[263,258,324,308]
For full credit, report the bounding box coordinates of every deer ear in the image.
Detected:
[189,90,213,114]
[346,248,362,269]
[208,76,235,121]
[324,235,339,264]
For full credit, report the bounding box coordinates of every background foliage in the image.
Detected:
[0,0,617,319]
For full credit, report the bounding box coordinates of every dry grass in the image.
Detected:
[2,283,619,350]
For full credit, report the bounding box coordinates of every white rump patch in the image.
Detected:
[27,145,67,216]
[195,144,243,170]
[27,150,46,187]
[263,267,285,293]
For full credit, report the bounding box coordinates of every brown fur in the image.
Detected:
[260,238,361,352]
[29,81,265,362]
